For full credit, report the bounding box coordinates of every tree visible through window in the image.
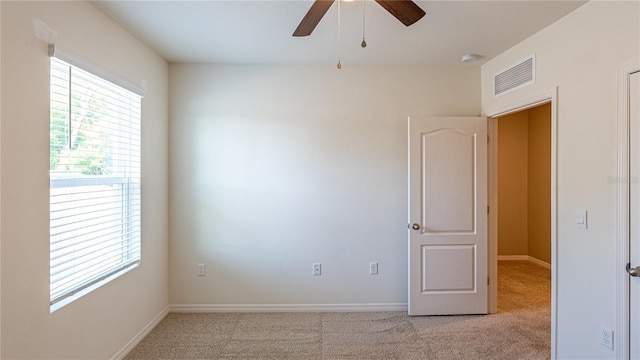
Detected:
[49,57,141,309]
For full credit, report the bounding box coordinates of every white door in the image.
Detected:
[630,70,640,359]
[408,116,488,315]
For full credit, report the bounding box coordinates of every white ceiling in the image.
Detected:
[91,0,586,66]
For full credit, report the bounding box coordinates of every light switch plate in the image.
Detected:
[576,209,587,229]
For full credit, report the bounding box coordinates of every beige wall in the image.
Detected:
[169,64,480,306]
[497,111,529,256]
[482,1,639,358]
[497,104,551,264]
[1,2,169,358]
[528,104,551,263]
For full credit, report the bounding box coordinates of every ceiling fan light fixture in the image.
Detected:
[461,54,478,63]
[293,0,425,37]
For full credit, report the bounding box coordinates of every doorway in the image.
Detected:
[495,104,551,269]
[486,89,558,358]
[493,104,552,329]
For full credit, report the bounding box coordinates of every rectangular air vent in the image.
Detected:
[494,55,535,96]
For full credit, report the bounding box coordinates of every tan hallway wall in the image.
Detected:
[497,111,529,256]
[497,104,551,263]
[527,104,551,263]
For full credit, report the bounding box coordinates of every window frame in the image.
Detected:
[48,47,144,311]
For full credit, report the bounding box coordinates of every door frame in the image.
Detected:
[485,87,558,359]
[616,60,640,360]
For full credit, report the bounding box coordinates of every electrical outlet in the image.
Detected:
[369,262,379,275]
[600,326,613,350]
[197,263,206,276]
[313,263,321,276]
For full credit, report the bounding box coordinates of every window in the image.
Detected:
[49,55,142,310]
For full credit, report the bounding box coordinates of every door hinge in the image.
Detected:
[487,134,490,143]
[487,205,490,214]
[487,277,490,285]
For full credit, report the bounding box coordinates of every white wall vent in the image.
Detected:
[494,55,535,96]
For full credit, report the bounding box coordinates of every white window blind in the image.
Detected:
[49,56,141,308]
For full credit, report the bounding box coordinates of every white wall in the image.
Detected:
[0,1,3,356]
[1,1,169,358]
[169,64,479,306]
[481,1,639,358]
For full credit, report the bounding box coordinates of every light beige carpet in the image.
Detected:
[125,261,550,360]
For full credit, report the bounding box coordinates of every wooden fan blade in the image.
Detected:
[375,0,425,26]
[293,0,335,37]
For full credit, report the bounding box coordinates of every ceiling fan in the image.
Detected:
[293,0,426,37]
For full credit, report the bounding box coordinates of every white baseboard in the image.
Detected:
[527,256,551,269]
[111,305,169,360]
[498,255,551,269]
[170,303,408,313]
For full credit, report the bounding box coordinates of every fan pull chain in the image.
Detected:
[337,0,342,69]
[361,0,367,48]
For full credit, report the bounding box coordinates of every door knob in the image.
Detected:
[410,223,420,230]
[627,263,640,277]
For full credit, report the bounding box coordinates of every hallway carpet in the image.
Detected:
[125,260,550,359]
